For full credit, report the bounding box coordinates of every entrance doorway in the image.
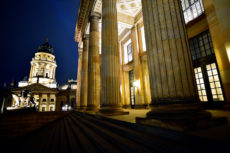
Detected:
[129,70,135,108]
[189,30,225,102]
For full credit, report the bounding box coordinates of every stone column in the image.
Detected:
[46,94,50,111]
[29,65,34,78]
[49,66,52,79]
[131,25,146,108]
[100,0,128,114]
[76,48,83,109]
[80,35,89,110]
[53,67,56,79]
[38,64,41,76]
[43,64,47,77]
[87,13,101,111]
[141,0,197,103]
[119,42,125,107]
[38,94,42,112]
[203,0,230,103]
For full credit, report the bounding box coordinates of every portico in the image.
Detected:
[75,0,230,115]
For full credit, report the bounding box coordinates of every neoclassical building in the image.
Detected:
[18,39,57,88]
[11,40,58,111]
[5,39,78,112]
[75,0,230,113]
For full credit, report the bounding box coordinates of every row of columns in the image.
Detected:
[77,0,125,113]
[30,64,56,79]
[76,0,204,112]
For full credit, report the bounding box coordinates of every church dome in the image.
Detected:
[37,39,54,55]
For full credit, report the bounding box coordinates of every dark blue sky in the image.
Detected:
[0,0,80,88]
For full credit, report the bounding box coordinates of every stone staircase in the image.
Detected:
[0,111,69,141]
[1,111,228,153]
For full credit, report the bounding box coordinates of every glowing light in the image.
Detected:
[225,41,230,63]
[6,107,17,110]
[62,104,72,111]
[133,80,140,89]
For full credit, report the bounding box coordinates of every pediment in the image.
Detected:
[12,83,58,93]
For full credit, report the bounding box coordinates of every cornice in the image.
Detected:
[74,0,96,43]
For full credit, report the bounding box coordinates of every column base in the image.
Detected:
[136,103,228,131]
[77,106,87,112]
[132,104,149,109]
[97,105,129,116]
[86,105,99,112]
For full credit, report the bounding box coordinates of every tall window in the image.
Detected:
[141,26,146,52]
[181,0,204,23]
[40,68,44,76]
[189,31,214,61]
[124,39,133,64]
[127,43,133,62]
[189,31,225,102]
[194,67,208,102]
[206,63,224,101]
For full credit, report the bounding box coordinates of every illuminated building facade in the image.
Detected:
[75,0,230,113]
[18,39,57,88]
[10,40,77,112]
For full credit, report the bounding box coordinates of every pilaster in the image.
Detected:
[202,0,230,103]
[131,25,146,107]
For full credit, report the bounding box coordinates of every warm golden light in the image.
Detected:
[225,41,230,63]
[133,80,140,89]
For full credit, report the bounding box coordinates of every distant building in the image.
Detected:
[18,38,57,88]
[56,80,77,111]
[8,39,77,112]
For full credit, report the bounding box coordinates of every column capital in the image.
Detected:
[83,34,89,40]
[89,12,101,21]
[78,47,83,53]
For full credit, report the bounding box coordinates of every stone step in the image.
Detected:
[1,111,228,153]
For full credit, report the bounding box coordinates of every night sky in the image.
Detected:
[0,0,80,89]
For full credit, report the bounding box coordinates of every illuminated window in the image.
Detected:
[40,68,44,75]
[189,31,214,61]
[141,26,146,52]
[206,63,224,101]
[127,43,133,62]
[181,0,204,23]
[194,67,208,102]
[124,39,132,64]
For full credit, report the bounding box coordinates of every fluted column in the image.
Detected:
[49,66,52,78]
[80,35,89,110]
[141,0,197,103]
[43,64,47,77]
[87,13,101,111]
[29,65,33,78]
[38,64,41,76]
[52,67,56,79]
[76,48,83,109]
[100,0,127,114]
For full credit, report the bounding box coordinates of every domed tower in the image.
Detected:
[28,38,57,88]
